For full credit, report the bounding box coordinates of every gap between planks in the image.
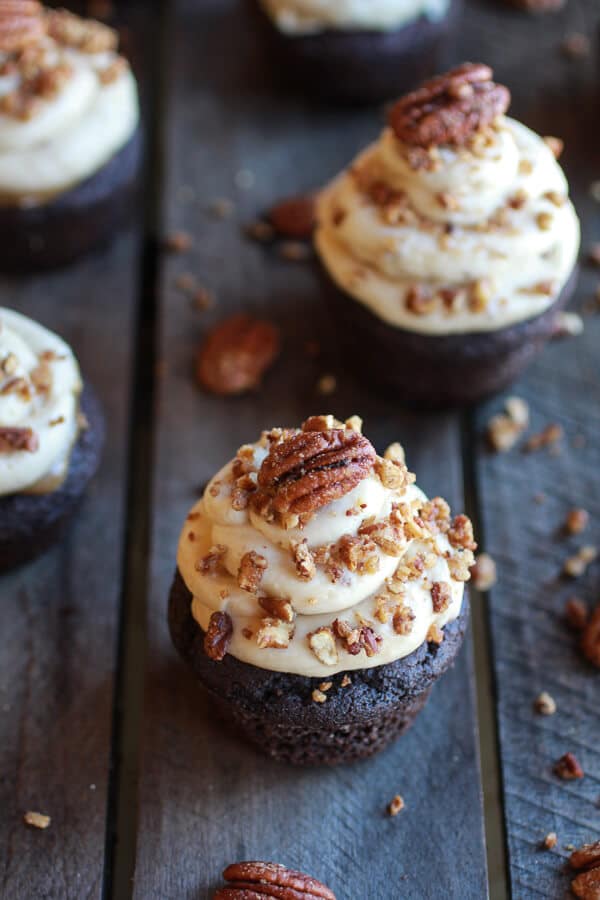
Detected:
[101,2,171,898]
[462,410,510,900]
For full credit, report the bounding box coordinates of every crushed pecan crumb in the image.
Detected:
[561,32,590,59]
[448,514,477,551]
[431,581,451,613]
[258,595,294,624]
[308,627,339,666]
[290,538,316,581]
[163,230,192,253]
[534,691,557,715]
[470,553,497,591]
[341,674,351,687]
[23,810,51,829]
[46,8,118,53]
[427,623,444,644]
[387,795,405,816]
[197,314,280,396]
[256,617,294,649]
[554,752,584,780]
[197,544,227,575]
[0,426,38,453]
[524,423,563,452]
[565,596,588,631]
[312,688,327,703]
[543,832,558,850]
[238,551,268,592]
[332,618,382,657]
[564,508,589,535]
[563,546,597,578]
[204,611,233,661]
[581,604,600,668]
[316,374,337,395]
[487,396,529,451]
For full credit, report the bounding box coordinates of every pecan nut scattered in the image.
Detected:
[570,841,600,872]
[196,314,280,396]
[256,428,376,515]
[389,63,510,148]
[268,194,316,240]
[0,0,45,53]
[215,861,336,900]
[554,752,584,780]
[0,426,39,453]
[581,604,600,668]
[204,611,233,661]
[572,868,600,900]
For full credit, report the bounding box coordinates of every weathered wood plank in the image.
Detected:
[133,2,487,897]
[0,2,150,894]
[465,1,600,896]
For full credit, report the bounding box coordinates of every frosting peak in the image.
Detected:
[178,418,475,677]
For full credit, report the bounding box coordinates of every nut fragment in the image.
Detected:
[564,546,597,578]
[487,396,529,452]
[524,423,563,452]
[218,861,336,900]
[290,538,316,581]
[565,597,588,631]
[196,314,280,396]
[0,1,45,52]
[204,611,233,661]
[256,617,294,650]
[238,551,268,592]
[23,810,50,829]
[389,63,510,148]
[258,595,294,624]
[534,692,556,715]
[565,508,589,535]
[554,752,584,780]
[268,193,316,239]
[387,795,405,816]
[543,832,558,849]
[581,604,600,668]
[470,553,497,591]
[571,868,600,900]
[0,426,39,453]
[431,581,451,613]
[308,627,339,667]
[571,842,600,872]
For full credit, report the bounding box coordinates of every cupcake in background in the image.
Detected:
[0,308,104,571]
[169,414,474,765]
[0,2,141,271]
[254,0,460,103]
[315,63,580,406]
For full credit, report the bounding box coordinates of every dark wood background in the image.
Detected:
[0,0,598,897]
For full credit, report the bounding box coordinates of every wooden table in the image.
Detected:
[0,1,598,897]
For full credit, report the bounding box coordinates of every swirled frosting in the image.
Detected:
[177,417,475,678]
[259,0,449,34]
[0,9,139,204]
[315,117,580,334]
[0,307,82,496]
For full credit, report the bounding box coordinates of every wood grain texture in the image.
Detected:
[464,2,600,897]
[0,5,147,895]
[133,2,487,897]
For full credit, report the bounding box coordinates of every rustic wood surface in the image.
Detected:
[0,0,599,897]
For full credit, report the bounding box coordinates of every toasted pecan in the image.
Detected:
[0,1,44,52]
[389,62,510,148]
[204,611,233,661]
[268,194,316,240]
[219,861,336,900]
[256,428,376,515]
[197,314,280,396]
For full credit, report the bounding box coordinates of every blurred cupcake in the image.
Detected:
[0,308,104,571]
[315,63,580,406]
[0,3,141,272]
[254,0,459,103]
[169,414,474,766]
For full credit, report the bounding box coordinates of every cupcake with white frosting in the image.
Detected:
[168,414,474,765]
[0,307,104,571]
[0,2,141,271]
[254,0,459,103]
[315,63,580,405]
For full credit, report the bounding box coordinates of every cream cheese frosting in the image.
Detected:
[177,417,475,678]
[259,0,450,34]
[0,307,82,496]
[315,117,580,335]
[0,11,139,204]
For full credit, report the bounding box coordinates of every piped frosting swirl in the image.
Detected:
[0,307,82,496]
[315,64,580,335]
[177,415,475,678]
[259,0,450,34]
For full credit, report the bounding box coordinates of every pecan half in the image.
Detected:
[217,861,336,900]
[581,604,600,668]
[256,428,376,515]
[268,194,316,240]
[0,426,39,453]
[389,63,510,148]
[571,842,600,872]
[572,868,600,900]
[197,314,280,396]
[204,611,233,661]
[0,1,45,53]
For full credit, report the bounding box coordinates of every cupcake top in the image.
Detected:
[177,415,475,677]
[0,2,139,204]
[315,63,580,335]
[259,0,449,35]
[0,307,82,496]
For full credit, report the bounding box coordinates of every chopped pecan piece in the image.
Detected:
[448,514,477,551]
[332,618,381,658]
[218,861,336,900]
[470,553,497,591]
[554,752,584,780]
[308,627,339,666]
[268,193,316,239]
[581,604,600,668]
[256,617,294,649]
[571,842,600,872]
[564,546,597,578]
[197,544,227,575]
[258,595,294,624]
[23,810,51,829]
[46,8,118,53]
[0,1,45,53]
[230,474,256,511]
[565,508,589,535]
[387,795,405,816]
[196,314,280,396]
[256,427,376,515]
[359,519,406,557]
[389,63,510,148]
[237,551,267,592]
[572,868,600,900]
[335,533,379,574]
[431,581,451,613]
[565,597,588,630]
[290,538,316,581]
[393,604,415,635]
[375,456,411,491]
[524,423,563,452]
[420,496,451,534]
[0,426,39,453]
[448,550,475,582]
[542,831,558,849]
[204,611,233,661]
[534,691,556,715]
[427,623,444,644]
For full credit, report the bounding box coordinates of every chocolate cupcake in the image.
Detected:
[0,4,141,272]
[254,0,459,104]
[314,63,581,406]
[169,414,475,766]
[0,308,104,572]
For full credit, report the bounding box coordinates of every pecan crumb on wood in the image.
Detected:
[387,795,405,816]
[554,752,584,780]
[564,546,597,578]
[470,553,497,591]
[565,597,588,630]
[524,423,563,452]
[268,193,316,240]
[543,832,558,849]
[565,508,589,536]
[581,604,600,668]
[23,811,51,829]
[534,691,556,715]
[196,314,280,396]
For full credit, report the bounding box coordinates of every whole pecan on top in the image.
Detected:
[0,0,45,53]
[389,62,510,149]
[196,314,280,396]
[214,861,336,899]
[255,427,376,515]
